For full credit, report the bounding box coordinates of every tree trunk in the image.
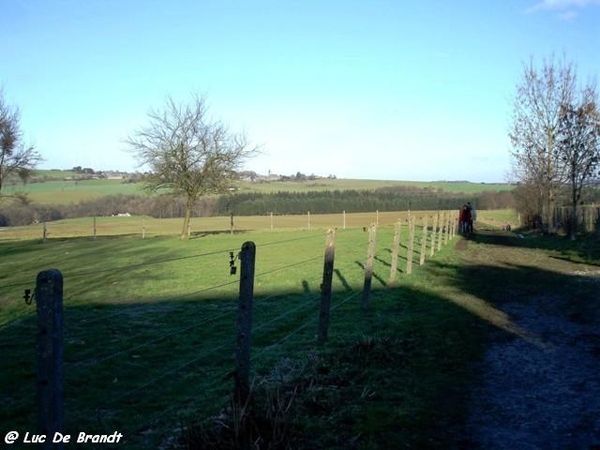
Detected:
[570,173,578,241]
[180,195,194,240]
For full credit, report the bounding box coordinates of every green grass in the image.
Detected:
[1,220,484,448]
[235,178,513,195]
[2,178,145,204]
[2,176,513,205]
[3,205,597,448]
[0,210,450,240]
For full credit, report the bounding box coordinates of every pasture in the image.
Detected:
[1,178,146,204]
[0,209,518,241]
[1,209,491,448]
[1,173,513,206]
[4,207,597,448]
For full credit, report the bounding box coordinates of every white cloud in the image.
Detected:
[558,10,579,20]
[526,0,600,13]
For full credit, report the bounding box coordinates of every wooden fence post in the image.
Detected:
[451,210,457,238]
[234,241,256,406]
[419,215,428,266]
[406,216,415,275]
[437,211,445,252]
[93,217,97,240]
[389,220,401,285]
[35,269,64,449]
[362,224,377,309]
[454,210,458,237]
[444,211,450,245]
[318,230,335,345]
[42,221,48,242]
[430,214,437,257]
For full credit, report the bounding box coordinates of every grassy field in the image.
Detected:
[2,178,145,204]
[1,209,493,447]
[0,209,519,241]
[3,196,599,449]
[236,178,513,194]
[2,173,513,205]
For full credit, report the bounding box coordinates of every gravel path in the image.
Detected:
[467,282,600,449]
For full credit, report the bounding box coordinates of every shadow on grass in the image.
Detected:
[5,231,596,449]
[1,275,491,449]
[191,229,249,239]
[432,229,600,336]
[468,228,600,265]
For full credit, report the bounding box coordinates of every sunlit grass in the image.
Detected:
[3,176,514,205]
[0,224,486,448]
[0,209,451,240]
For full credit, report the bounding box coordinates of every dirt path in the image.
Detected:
[457,231,600,449]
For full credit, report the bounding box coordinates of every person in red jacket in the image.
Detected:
[459,204,472,235]
[466,202,476,233]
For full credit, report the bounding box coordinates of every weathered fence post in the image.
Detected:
[454,210,458,237]
[406,216,415,275]
[35,269,64,449]
[93,217,97,240]
[437,211,445,252]
[389,219,401,285]
[318,230,335,345]
[362,224,377,309]
[42,221,48,242]
[230,213,234,235]
[307,211,311,230]
[419,215,428,266]
[343,210,346,230]
[235,242,256,406]
[430,214,437,257]
[451,210,457,238]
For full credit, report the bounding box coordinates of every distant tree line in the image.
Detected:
[216,187,516,216]
[0,186,517,227]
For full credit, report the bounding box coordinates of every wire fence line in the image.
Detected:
[1,209,444,241]
[1,210,460,447]
[97,338,234,411]
[70,309,236,371]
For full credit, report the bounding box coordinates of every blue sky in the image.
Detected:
[2,0,599,182]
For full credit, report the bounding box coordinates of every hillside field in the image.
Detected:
[0,209,518,241]
[0,210,517,449]
[2,208,598,448]
[1,172,514,206]
[0,218,469,447]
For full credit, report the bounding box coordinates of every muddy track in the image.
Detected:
[457,231,600,449]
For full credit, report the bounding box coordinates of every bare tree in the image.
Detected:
[0,90,41,197]
[557,86,600,239]
[509,56,577,232]
[126,95,258,239]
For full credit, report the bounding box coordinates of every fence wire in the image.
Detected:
[2,222,459,445]
[69,309,235,370]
